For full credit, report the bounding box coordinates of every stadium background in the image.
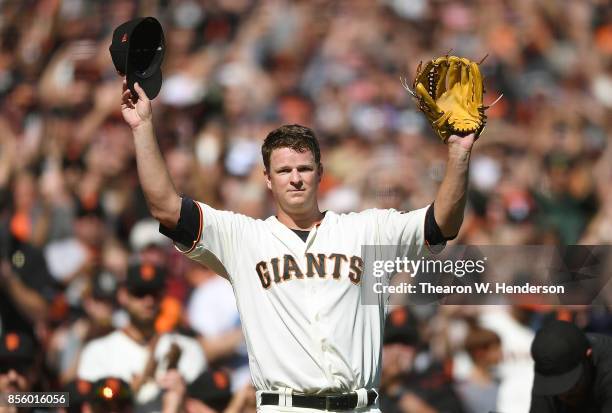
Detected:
[0,0,611,412]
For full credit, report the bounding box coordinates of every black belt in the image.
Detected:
[260,390,378,411]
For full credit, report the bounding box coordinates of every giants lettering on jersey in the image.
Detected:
[255,253,364,289]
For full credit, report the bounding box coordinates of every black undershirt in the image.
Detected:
[292,229,311,242]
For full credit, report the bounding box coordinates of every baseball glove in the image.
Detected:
[402,55,491,143]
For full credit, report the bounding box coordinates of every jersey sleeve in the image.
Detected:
[159,197,202,252]
[159,197,250,278]
[374,205,429,258]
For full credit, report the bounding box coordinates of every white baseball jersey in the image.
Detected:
[174,201,428,407]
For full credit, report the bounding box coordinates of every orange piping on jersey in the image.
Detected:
[183,200,203,254]
[195,201,203,243]
[424,230,442,255]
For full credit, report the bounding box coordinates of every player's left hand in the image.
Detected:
[404,55,488,143]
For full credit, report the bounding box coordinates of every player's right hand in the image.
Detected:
[121,79,152,129]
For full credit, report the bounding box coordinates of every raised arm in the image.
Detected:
[433,133,475,239]
[121,80,181,229]
[0,261,49,325]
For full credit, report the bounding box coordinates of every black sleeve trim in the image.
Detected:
[425,203,453,253]
[159,197,203,253]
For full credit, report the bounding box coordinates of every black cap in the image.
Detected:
[75,196,105,219]
[187,369,232,411]
[125,262,165,295]
[384,306,420,346]
[91,270,119,301]
[90,377,132,407]
[531,320,590,396]
[6,237,51,281]
[109,17,165,100]
[0,332,36,362]
[63,379,93,407]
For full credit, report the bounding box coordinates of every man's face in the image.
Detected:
[75,215,106,247]
[0,363,33,393]
[265,148,322,215]
[84,296,114,325]
[381,343,416,384]
[120,288,162,327]
[476,342,502,367]
[557,362,593,407]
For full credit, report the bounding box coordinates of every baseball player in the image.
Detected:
[121,51,478,411]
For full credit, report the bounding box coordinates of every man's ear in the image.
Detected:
[264,169,272,190]
[586,348,592,358]
[317,164,323,183]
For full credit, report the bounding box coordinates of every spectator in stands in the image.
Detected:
[530,320,612,413]
[77,262,206,413]
[84,377,134,413]
[455,326,502,413]
[185,262,249,391]
[380,306,464,413]
[48,269,118,384]
[0,227,55,338]
[0,331,48,413]
[184,368,233,413]
[60,379,94,413]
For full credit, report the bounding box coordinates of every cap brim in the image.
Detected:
[532,362,583,396]
[128,285,164,296]
[0,357,34,367]
[127,69,162,100]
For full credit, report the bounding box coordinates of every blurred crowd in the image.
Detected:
[1,0,611,412]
